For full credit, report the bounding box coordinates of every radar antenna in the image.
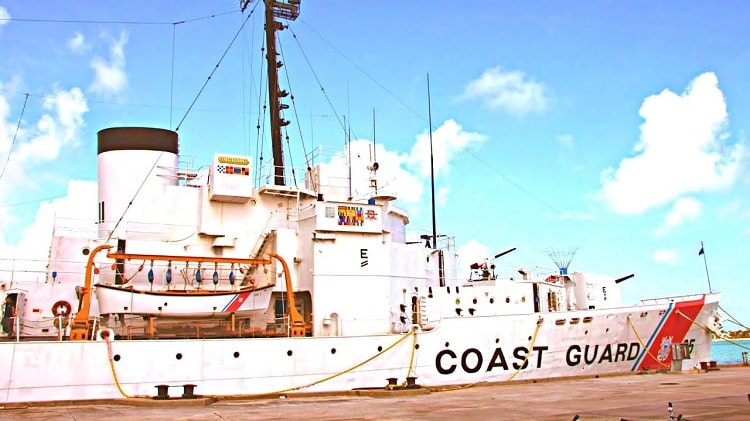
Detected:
[545,247,578,275]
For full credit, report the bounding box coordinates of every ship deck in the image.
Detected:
[2,365,749,420]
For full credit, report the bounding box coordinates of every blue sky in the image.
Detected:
[0,1,748,327]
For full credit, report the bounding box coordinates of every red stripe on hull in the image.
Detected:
[224,290,252,313]
[638,296,705,370]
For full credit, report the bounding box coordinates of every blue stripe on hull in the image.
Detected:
[631,301,673,371]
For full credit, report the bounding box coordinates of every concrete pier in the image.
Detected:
[2,366,748,420]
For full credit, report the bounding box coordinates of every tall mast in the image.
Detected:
[241,0,301,186]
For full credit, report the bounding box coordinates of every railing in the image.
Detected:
[638,293,708,306]
[0,257,63,284]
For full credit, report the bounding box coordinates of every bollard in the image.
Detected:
[182,384,197,399]
[742,351,748,366]
[154,385,170,400]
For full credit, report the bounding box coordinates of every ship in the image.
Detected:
[0,0,721,405]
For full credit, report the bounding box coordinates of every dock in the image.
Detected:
[2,365,748,420]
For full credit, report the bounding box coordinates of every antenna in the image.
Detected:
[427,73,437,250]
[546,247,578,275]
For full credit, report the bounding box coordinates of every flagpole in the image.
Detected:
[699,241,713,293]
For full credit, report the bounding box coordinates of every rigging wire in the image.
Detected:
[174,4,259,131]
[298,19,561,215]
[0,10,240,26]
[0,93,29,185]
[287,26,348,140]
[104,153,164,244]
[299,19,423,125]
[0,195,65,209]
[241,13,257,157]
[169,23,177,128]
[255,40,269,185]
[277,35,309,187]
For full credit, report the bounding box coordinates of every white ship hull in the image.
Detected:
[0,293,717,404]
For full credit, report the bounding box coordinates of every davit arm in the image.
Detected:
[70,244,112,341]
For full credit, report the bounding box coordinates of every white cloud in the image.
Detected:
[341,138,422,203]
[599,72,744,215]
[436,186,449,207]
[0,180,97,259]
[323,119,485,217]
[89,31,128,96]
[0,85,88,241]
[67,32,89,54]
[556,134,573,148]
[654,197,702,236]
[0,7,9,25]
[462,66,548,115]
[457,239,490,279]
[653,249,679,264]
[0,86,88,193]
[407,119,486,178]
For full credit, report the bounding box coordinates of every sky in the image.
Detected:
[0,1,748,328]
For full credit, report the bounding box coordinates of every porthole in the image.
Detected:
[505,297,510,304]
[113,354,121,362]
[176,353,183,360]
[233,351,240,358]
[287,350,293,356]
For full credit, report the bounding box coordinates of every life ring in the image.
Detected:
[51,300,72,317]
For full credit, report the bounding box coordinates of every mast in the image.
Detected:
[241,0,301,186]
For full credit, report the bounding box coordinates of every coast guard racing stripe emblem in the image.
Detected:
[632,296,705,371]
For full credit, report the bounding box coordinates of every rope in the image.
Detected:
[105,337,133,398]
[425,316,545,392]
[675,310,750,352]
[210,328,418,399]
[393,326,419,389]
[718,304,749,330]
[507,316,545,381]
[626,315,671,368]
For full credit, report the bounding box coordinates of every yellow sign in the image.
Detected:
[218,156,249,166]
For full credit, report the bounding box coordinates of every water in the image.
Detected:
[711,339,750,364]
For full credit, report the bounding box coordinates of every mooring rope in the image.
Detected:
[394,326,419,388]
[718,304,749,330]
[425,316,545,392]
[105,336,133,398]
[209,327,419,399]
[507,316,545,381]
[626,315,671,368]
[675,310,750,352]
